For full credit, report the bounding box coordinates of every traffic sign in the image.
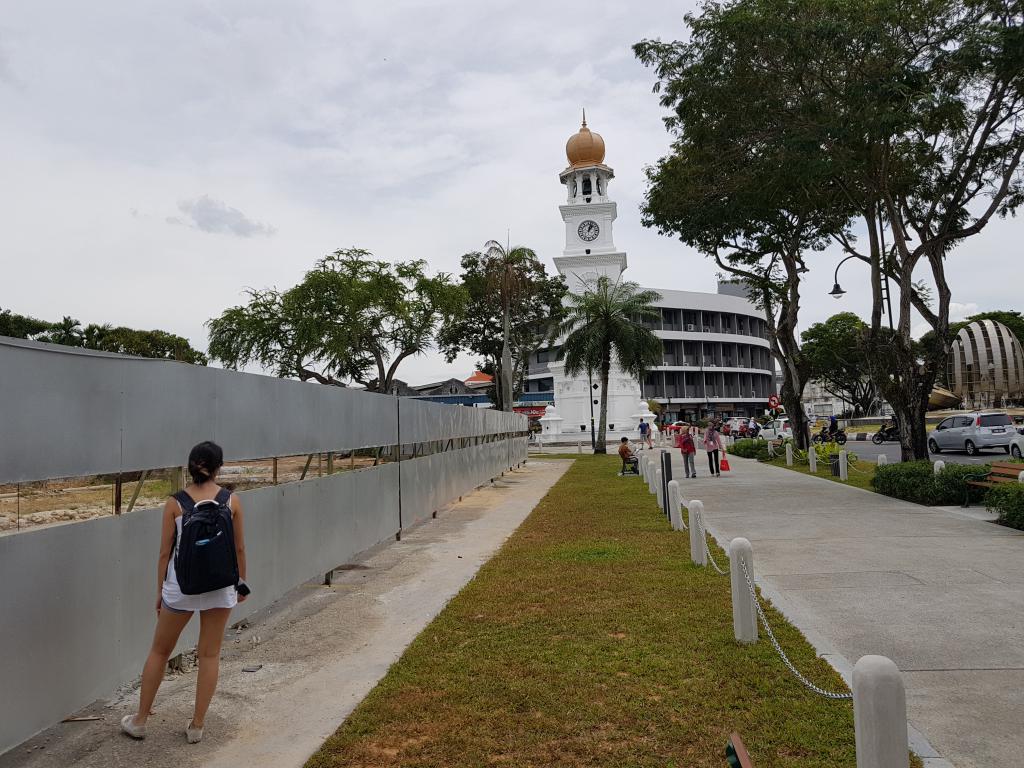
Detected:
[768,394,781,409]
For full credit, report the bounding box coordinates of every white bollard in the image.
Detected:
[839,450,849,481]
[729,538,758,644]
[578,441,582,454]
[1018,470,1024,484]
[933,459,945,476]
[639,454,648,482]
[808,446,817,473]
[877,453,888,466]
[648,460,658,495]
[656,467,664,507]
[785,443,794,466]
[688,500,707,566]
[667,480,684,530]
[853,655,909,768]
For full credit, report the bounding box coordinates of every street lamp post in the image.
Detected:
[830,254,895,330]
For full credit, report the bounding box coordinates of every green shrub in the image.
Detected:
[871,461,990,506]
[730,438,766,459]
[987,483,1024,530]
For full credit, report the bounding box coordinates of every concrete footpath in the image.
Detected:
[668,453,1023,768]
[1,460,570,768]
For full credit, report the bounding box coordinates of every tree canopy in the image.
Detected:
[801,313,879,416]
[0,308,207,364]
[437,247,566,411]
[207,248,466,392]
[636,0,1024,458]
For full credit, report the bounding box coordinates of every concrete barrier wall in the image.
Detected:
[0,338,527,753]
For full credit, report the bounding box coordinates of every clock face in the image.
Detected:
[578,220,600,242]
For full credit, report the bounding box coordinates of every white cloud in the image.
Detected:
[0,1,1017,384]
[169,195,275,238]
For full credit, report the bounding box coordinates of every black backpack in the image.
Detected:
[172,488,239,595]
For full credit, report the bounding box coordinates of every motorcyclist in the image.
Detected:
[828,415,839,436]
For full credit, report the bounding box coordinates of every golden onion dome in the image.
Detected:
[565,112,605,168]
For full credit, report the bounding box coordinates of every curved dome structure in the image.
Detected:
[565,116,606,168]
[948,319,1024,408]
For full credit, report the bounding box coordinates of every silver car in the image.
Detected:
[928,412,1015,456]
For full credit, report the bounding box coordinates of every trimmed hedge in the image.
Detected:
[729,438,766,459]
[871,461,990,506]
[987,483,1024,530]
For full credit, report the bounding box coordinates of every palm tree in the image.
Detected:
[561,276,663,453]
[47,316,84,347]
[482,240,538,412]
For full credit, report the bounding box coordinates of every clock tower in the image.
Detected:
[553,113,628,288]
[543,114,647,444]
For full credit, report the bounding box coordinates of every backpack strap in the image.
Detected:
[173,490,196,514]
[214,488,232,506]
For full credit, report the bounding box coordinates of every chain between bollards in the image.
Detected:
[738,558,853,700]
[693,504,729,575]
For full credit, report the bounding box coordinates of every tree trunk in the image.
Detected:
[500,305,514,412]
[595,356,610,454]
[780,375,810,451]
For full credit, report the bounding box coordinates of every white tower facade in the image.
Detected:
[546,116,646,444]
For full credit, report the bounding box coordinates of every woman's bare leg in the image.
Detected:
[192,607,232,728]
[134,607,192,725]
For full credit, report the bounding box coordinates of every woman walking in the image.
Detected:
[121,441,248,744]
[675,423,698,478]
[703,421,723,477]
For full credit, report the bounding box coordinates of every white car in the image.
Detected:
[759,417,792,441]
[1011,430,1024,459]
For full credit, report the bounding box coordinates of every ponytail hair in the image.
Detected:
[187,441,224,484]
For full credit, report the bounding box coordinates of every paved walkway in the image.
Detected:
[1,460,571,768]
[665,452,1023,768]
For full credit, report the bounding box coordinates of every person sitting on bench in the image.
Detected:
[618,437,640,475]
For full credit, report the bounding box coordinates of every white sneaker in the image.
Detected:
[121,714,146,739]
[186,721,203,744]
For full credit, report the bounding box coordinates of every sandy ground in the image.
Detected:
[0,459,570,768]
[0,454,385,534]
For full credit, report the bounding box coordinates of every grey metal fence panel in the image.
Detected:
[0,341,410,484]
[0,337,529,754]
[0,343,124,482]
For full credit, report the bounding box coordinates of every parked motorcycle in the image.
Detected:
[871,424,900,445]
[813,427,848,445]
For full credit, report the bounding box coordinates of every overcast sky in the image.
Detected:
[1,1,1019,384]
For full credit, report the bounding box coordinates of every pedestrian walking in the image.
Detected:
[703,421,723,477]
[675,423,697,478]
[638,418,653,450]
[121,441,250,744]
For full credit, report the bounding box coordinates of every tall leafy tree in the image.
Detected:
[635,23,849,447]
[0,308,51,339]
[560,276,663,454]
[208,248,466,392]
[437,247,566,411]
[801,313,879,416]
[84,324,208,364]
[0,308,206,363]
[638,0,1024,459]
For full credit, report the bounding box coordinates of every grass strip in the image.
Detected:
[757,453,877,492]
[307,455,907,768]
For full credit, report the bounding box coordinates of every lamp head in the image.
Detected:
[829,282,846,299]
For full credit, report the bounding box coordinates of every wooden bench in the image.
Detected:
[725,732,755,767]
[964,461,1023,507]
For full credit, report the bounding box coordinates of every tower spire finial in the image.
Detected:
[582,107,587,127]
